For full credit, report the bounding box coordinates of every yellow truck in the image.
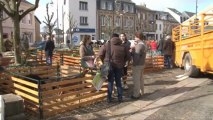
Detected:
[172,5,213,77]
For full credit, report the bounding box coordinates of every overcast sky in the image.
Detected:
[28,0,213,29]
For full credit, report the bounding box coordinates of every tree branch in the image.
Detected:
[16,0,22,8]
[20,0,40,20]
[0,0,13,16]
[0,16,9,22]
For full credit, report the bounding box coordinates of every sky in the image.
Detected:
[28,0,213,29]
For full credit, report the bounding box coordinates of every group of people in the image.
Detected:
[79,32,147,103]
[144,36,175,69]
[1,32,174,103]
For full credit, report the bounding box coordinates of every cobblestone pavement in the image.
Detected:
[28,68,184,120]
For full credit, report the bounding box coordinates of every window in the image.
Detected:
[156,24,158,30]
[80,16,88,25]
[156,14,158,20]
[124,4,128,12]
[107,1,112,10]
[143,13,145,20]
[101,16,105,26]
[100,1,112,10]
[156,34,158,40]
[130,5,134,13]
[124,17,127,27]
[115,16,121,27]
[27,14,32,24]
[79,1,88,10]
[106,17,111,26]
[128,5,131,12]
[159,24,162,30]
[101,1,106,9]
[3,33,8,39]
[21,16,26,24]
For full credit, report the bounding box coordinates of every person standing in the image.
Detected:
[4,39,13,51]
[120,33,131,90]
[131,32,147,99]
[99,33,130,103]
[45,35,55,65]
[150,39,157,56]
[79,35,95,76]
[67,39,71,49]
[163,35,175,69]
[157,37,164,55]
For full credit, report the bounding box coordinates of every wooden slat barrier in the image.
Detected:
[0,50,165,118]
[0,65,108,119]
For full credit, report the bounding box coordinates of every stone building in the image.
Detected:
[136,5,156,40]
[97,0,136,40]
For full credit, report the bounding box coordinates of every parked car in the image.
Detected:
[31,40,46,50]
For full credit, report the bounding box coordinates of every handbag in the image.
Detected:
[100,42,112,79]
[80,57,95,69]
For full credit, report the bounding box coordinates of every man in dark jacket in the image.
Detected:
[120,33,131,90]
[163,35,175,68]
[99,33,130,103]
[45,35,55,65]
[157,37,164,55]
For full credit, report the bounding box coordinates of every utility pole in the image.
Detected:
[196,0,198,18]
[57,0,59,45]
[62,5,64,44]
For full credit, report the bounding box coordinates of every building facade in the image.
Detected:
[2,1,37,45]
[61,0,97,45]
[34,16,41,42]
[154,11,179,41]
[97,0,136,40]
[136,5,156,40]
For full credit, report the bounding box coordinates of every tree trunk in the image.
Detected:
[13,19,21,64]
[0,21,4,52]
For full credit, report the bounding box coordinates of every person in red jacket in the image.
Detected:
[150,40,157,56]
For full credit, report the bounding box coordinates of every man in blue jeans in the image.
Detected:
[45,35,55,65]
[99,33,130,103]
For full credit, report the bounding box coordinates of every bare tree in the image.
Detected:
[43,3,56,40]
[0,0,39,64]
[67,12,77,48]
[0,9,9,52]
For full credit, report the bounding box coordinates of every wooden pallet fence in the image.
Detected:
[0,66,107,118]
[127,55,164,76]
[41,74,107,117]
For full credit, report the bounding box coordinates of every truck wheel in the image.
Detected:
[183,53,200,77]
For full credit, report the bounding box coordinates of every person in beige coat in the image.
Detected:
[131,32,147,99]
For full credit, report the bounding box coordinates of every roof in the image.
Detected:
[155,10,179,23]
[34,16,41,24]
[136,5,153,12]
[120,0,134,4]
[168,8,182,16]
[183,11,195,17]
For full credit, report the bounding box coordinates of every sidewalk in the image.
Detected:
[72,76,207,120]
